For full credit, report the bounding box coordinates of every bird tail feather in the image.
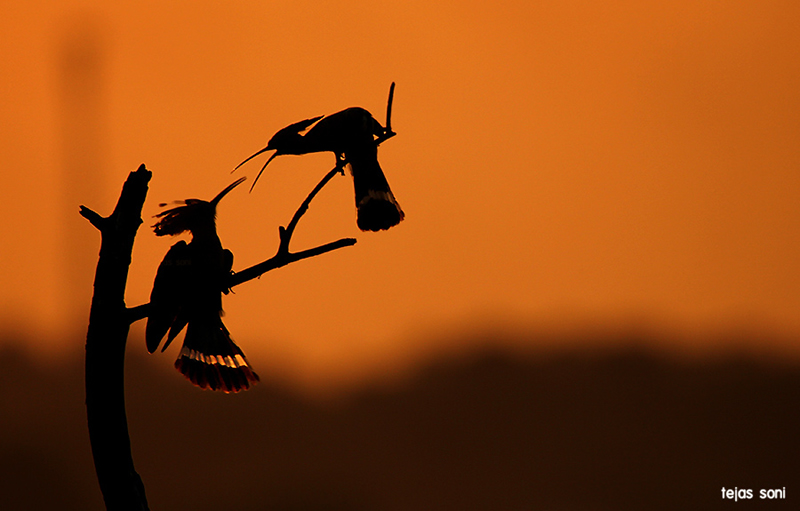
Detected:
[350,153,404,232]
[175,320,259,393]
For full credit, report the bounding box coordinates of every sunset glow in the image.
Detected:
[2,1,798,391]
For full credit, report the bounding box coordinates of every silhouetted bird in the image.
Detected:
[145,176,259,392]
[235,107,404,232]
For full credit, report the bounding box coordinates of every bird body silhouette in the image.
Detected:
[146,177,259,392]
[237,106,404,232]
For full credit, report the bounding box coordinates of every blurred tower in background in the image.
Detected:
[56,15,108,335]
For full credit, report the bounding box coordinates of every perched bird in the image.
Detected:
[235,106,404,232]
[146,176,259,393]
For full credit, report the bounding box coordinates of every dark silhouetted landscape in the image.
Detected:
[1,330,797,510]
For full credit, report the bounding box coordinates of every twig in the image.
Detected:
[126,303,151,324]
[80,205,107,231]
[229,237,356,288]
[385,81,395,132]
[228,165,356,288]
[83,163,151,510]
[374,81,397,146]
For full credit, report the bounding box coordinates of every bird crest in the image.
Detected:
[152,176,246,237]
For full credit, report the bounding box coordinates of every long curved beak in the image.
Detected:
[233,145,273,172]
[249,151,280,192]
[211,176,247,206]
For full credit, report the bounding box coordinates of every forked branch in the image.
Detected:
[228,164,356,288]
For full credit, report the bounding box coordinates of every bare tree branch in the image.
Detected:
[229,237,356,288]
[83,163,151,511]
[79,205,107,231]
[126,303,151,324]
[228,165,356,288]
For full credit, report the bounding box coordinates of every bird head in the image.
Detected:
[152,176,246,237]
[233,115,324,191]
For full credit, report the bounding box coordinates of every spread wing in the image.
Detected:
[145,240,192,353]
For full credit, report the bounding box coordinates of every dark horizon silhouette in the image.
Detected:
[1,329,797,510]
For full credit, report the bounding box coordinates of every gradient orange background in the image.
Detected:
[2,0,798,392]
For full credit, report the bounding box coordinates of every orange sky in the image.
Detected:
[2,1,799,389]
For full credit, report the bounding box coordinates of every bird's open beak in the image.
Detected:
[211,176,247,206]
[233,145,273,172]
[249,151,280,192]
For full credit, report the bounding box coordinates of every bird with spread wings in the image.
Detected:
[145,176,259,392]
